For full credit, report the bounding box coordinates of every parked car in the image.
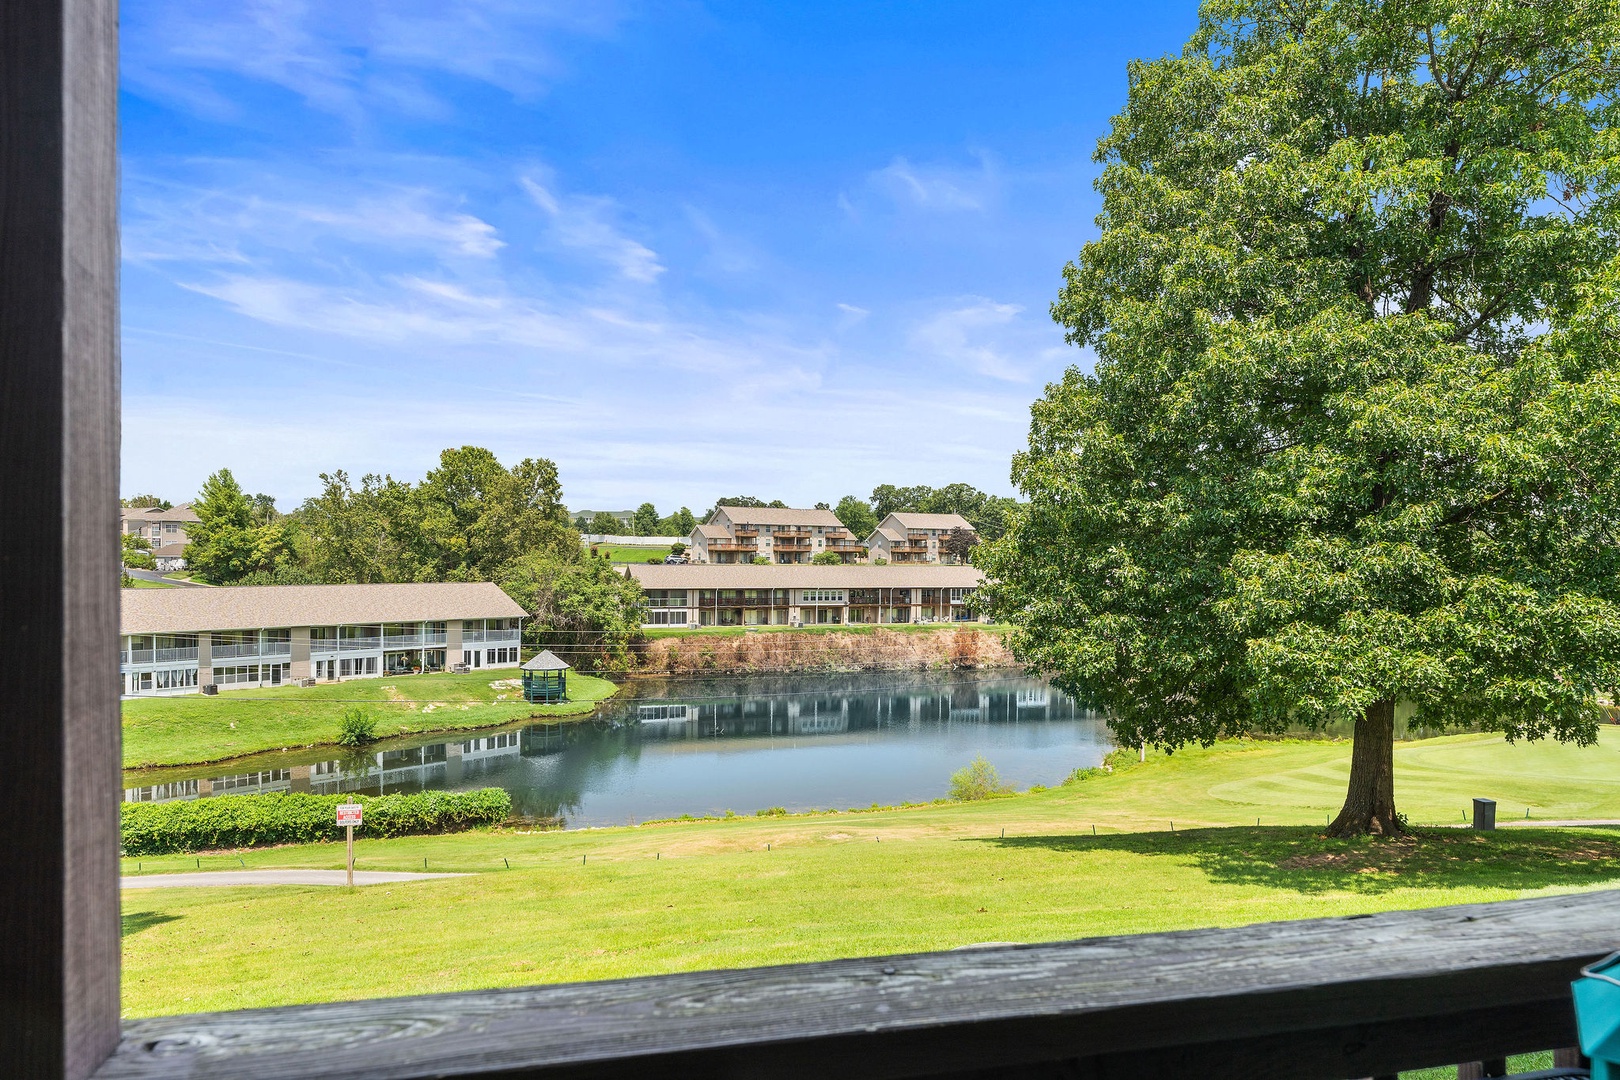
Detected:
[663,553,688,564]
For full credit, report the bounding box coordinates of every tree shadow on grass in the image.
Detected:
[122,910,182,938]
[969,826,1620,895]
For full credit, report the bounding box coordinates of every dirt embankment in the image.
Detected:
[635,627,1016,676]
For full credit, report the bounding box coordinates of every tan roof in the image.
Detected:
[121,503,200,523]
[885,512,975,532]
[870,527,905,542]
[628,564,984,589]
[121,581,526,635]
[712,505,844,528]
[151,542,190,557]
[694,523,729,539]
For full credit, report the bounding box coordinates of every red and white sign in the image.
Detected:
[336,803,363,827]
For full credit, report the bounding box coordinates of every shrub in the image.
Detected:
[810,550,842,566]
[755,806,788,817]
[949,756,1011,801]
[337,706,378,746]
[120,788,512,855]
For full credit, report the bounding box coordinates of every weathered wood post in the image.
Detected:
[0,0,121,1075]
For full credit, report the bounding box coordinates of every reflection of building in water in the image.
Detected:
[638,704,690,722]
[1016,688,1050,710]
[123,735,527,803]
[949,693,988,721]
[123,778,201,803]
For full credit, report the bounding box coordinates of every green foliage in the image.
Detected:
[186,469,289,584]
[122,494,171,510]
[670,541,687,555]
[834,495,878,538]
[120,788,512,855]
[810,550,843,566]
[755,806,788,817]
[751,555,770,565]
[980,0,1620,781]
[502,554,646,672]
[231,565,321,587]
[659,507,697,536]
[588,511,622,534]
[948,756,1011,801]
[872,557,888,566]
[632,502,661,536]
[336,707,379,747]
[296,448,576,584]
[121,532,156,570]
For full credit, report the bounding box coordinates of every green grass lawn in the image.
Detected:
[120,728,1620,1017]
[590,543,675,563]
[122,578,175,589]
[122,670,620,768]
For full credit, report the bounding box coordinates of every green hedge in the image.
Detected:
[120,788,512,856]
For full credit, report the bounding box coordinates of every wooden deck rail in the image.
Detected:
[97,890,1617,1080]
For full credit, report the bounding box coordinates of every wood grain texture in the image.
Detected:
[0,0,121,1076]
[98,890,1617,1080]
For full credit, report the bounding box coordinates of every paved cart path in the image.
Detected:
[122,869,467,889]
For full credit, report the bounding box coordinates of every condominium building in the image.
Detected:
[687,505,867,564]
[120,582,526,697]
[628,563,985,628]
[864,512,976,564]
[120,503,200,571]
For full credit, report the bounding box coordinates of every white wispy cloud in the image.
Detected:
[869,155,993,212]
[522,177,665,282]
[122,0,629,122]
[124,181,503,264]
[909,297,1061,383]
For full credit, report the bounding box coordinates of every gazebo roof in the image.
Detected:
[522,649,571,672]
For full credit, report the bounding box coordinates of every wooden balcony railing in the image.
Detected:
[94,890,1616,1080]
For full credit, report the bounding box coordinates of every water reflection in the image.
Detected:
[124,671,1110,827]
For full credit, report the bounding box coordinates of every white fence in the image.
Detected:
[582,534,687,546]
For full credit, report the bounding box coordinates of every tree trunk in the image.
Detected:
[1327,699,1403,837]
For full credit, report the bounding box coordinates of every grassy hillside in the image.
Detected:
[122,670,619,768]
[120,728,1620,1016]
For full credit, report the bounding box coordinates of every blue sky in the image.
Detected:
[121,0,1201,513]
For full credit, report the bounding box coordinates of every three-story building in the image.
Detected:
[686,506,866,564]
[120,503,201,571]
[864,512,976,564]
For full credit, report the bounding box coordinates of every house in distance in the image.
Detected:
[685,505,974,565]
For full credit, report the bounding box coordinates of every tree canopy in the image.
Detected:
[295,447,575,584]
[186,469,289,583]
[501,555,646,673]
[979,0,1620,834]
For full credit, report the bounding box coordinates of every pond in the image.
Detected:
[123,671,1112,827]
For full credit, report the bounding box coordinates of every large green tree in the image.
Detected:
[979,0,1620,835]
[632,502,661,536]
[187,469,288,583]
[501,555,646,673]
[295,449,576,583]
[835,495,879,538]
